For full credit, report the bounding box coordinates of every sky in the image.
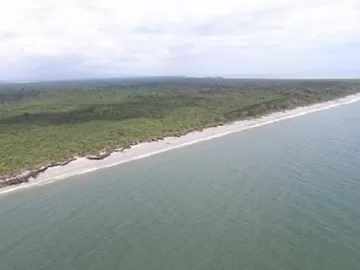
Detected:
[1,0,360,81]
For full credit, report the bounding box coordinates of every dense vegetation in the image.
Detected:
[1,78,360,177]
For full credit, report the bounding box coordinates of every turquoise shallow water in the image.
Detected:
[1,102,360,270]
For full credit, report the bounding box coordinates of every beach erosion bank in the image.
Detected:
[2,93,360,195]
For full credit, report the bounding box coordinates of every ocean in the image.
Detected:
[1,101,360,270]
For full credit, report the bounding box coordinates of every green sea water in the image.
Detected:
[1,102,360,270]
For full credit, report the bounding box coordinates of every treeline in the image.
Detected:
[1,78,360,102]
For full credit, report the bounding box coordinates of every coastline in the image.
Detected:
[1,92,360,195]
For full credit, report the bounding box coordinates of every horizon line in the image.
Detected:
[2,75,360,84]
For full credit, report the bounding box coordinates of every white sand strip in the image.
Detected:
[1,93,360,195]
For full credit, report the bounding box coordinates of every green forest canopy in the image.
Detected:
[1,78,360,176]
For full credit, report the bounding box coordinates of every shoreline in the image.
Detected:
[1,92,360,195]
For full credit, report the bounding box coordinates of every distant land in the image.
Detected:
[1,77,360,188]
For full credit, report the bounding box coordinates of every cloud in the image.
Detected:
[1,0,360,80]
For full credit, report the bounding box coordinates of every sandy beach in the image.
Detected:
[1,92,360,195]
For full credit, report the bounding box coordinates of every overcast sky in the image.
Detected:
[1,0,360,81]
